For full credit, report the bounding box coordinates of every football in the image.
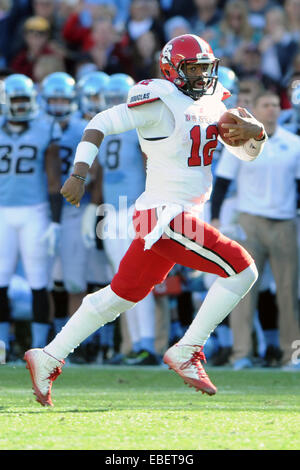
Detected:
[217,109,248,147]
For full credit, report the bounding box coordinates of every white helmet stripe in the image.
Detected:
[190,34,210,54]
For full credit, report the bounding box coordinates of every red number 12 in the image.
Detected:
[188,125,218,167]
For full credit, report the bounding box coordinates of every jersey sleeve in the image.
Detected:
[127,81,160,108]
[127,79,174,108]
[85,86,168,137]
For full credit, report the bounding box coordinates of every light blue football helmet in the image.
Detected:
[104,73,135,107]
[218,66,239,109]
[3,74,38,122]
[77,71,110,115]
[41,72,77,120]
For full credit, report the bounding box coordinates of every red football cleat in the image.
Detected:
[24,349,65,407]
[163,344,217,395]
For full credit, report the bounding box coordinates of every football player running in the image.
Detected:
[0,74,62,354]
[24,35,267,406]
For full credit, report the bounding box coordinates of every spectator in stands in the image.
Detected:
[211,90,300,370]
[159,0,196,20]
[237,78,264,109]
[285,0,300,40]
[126,0,165,47]
[164,15,191,41]
[10,16,60,80]
[62,0,116,51]
[33,0,65,40]
[7,0,70,69]
[259,6,299,90]
[233,42,263,81]
[292,53,300,75]
[63,1,132,74]
[0,0,12,66]
[0,0,32,64]
[189,0,222,36]
[204,0,259,64]
[33,54,66,83]
[131,30,161,81]
[85,17,133,75]
[31,0,71,62]
[248,0,276,32]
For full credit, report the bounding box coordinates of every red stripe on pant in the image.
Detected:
[111,209,253,302]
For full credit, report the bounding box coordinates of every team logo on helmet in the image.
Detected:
[161,43,173,64]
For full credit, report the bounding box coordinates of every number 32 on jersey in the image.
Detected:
[187,124,218,167]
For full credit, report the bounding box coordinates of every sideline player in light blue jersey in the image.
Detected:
[82,74,158,365]
[0,74,63,356]
[41,72,91,338]
[76,71,115,362]
[77,71,110,122]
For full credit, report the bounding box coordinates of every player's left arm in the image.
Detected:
[61,101,151,206]
[219,106,267,162]
[45,142,63,223]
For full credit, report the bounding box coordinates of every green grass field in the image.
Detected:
[0,364,299,450]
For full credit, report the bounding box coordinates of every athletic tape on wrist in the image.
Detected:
[74,141,99,167]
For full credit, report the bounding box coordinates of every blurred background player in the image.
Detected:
[0,73,62,356]
[77,70,115,363]
[41,71,93,361]
[82,73,158,365]
[211,89,300,370]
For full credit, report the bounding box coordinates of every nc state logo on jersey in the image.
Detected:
[161,44,173,64]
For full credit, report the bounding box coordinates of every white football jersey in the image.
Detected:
[85,78,266,248]
[127,78,230,211]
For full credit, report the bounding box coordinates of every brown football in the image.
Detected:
[217,109,248,147]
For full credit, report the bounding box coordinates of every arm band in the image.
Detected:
[49,193,63,223]
[74,141,99,168]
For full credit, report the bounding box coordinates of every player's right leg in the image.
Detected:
[149,210,258,393]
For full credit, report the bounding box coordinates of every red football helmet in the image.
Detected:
[159,34,219,100]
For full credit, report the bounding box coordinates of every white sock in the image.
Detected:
[137,293,156,340]
[178,263,258,346]
[44,285,135,359]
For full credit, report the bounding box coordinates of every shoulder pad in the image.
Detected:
[127,79,175,108]
[215,81,231,102]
